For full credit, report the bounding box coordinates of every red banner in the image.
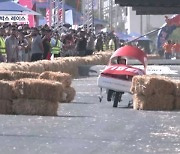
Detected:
[18,0,35,27]
[46,8,51,26]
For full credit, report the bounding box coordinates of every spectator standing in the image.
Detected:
[0,27,6,62]
[76,31,87,57]
[109,37,115,51]
[5,28,18,62]
[172,41,180,59]
[51,32,62,57]
[42,29,52,60]
[86,31,95,55]
[17,31,28,61]
[163,40,173,59]
[95,34,103,52]
[31,28,44,61]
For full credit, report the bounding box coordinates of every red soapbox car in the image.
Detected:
[97,45,147,107]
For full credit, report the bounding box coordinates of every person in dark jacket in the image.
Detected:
[76,31,87,57]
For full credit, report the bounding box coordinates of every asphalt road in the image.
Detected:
[1,69,180,153]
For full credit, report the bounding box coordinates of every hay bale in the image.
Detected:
[131,75,154,96]
[153,77,175,95]
[0,100,13,114]
[131,75,175,96]
[12,99,58,116]
[12,71,39,80]
[13,78,63,102]
[175,97,180,110]
[133,94,174,110]
[174,80,180,96]
[60,87,76,103]
[39,71,72,87]
[0,80,14,99]
[28,62,45,73]
[0,71,13,80]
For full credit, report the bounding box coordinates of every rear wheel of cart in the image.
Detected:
[113,92,123,107]
[113,92,120,107]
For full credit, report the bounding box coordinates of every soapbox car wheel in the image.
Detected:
[113,92,123,107]
[107,89,114,101]
[113,92,120,107]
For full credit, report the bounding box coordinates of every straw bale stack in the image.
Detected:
[39,71,76,103]
[0,50,112,77]
[48,61,61,72]
[175,97,180,110]
[174,80,180,96]
[40,60,54,72]
[9,63,24,71]
[0,100,13,114]
[28,62,45,73]
[12,99,58,116]
[17,62,30,71]
[133,94,174,110]
[60,58,80,76]
[131,75,177,111]
[173,80,180,109]
[0,81,14,114]
[0,80,14,100]
[61,87,76,103]
[13,78,63,102]
[39,71,72,88]
[12,71,39,80]
[131,75,175,96]
[0,71,13,80]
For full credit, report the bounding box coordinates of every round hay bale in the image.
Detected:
[12,99,58,116]
[13,78,63,102]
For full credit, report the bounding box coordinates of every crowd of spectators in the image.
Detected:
[0,23,121,63]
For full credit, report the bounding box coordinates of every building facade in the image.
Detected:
[125,7,171,35]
